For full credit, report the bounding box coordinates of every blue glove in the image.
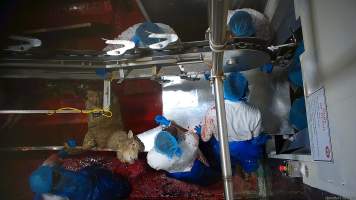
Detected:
[194,125,202,136]
[58,139,77,158]
[66,139,77,148]
[154,115,171,127]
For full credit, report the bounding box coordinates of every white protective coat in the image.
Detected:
[147,131,198,173]
[227,8,273,41]
[202,100,262,142]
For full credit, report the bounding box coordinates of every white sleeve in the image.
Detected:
[147,149,176,171]
[147,132,198,173]
[252,107,263,137]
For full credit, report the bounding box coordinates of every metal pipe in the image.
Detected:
[213,78,234,199]
[209,0,234,199]
[0,110,83,114]
[264,0,280,22]
[135,0,151,22]
[0,109,106,114]
[0,146,119,152]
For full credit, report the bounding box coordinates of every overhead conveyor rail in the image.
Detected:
[0,38,272,79]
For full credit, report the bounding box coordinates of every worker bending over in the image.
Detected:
[147,116,219,186]
[29,140,131,200]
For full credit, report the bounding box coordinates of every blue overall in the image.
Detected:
[33,166,131,200]
[167,160,220,186]
[208,134,270,173]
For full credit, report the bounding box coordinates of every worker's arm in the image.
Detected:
[252,108,262,138]
[201,106,216,142]
[42,153,63,167]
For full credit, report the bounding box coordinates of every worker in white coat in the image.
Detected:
[147,116,219,186]
[197,72,270,173]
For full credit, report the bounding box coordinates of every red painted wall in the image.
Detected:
[0,78,164,199]
[113,79,163,134]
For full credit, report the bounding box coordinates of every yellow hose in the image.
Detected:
[47,107,112,118]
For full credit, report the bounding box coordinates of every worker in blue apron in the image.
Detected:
[29,140,131,200]
[198,72,270,173]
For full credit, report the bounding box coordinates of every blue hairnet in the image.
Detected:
[223,72,249,102]
[135,22,164,46]
[289,97,308,130]
[154,131,182,158]
[29,165,53,194]
[228,11,256,37]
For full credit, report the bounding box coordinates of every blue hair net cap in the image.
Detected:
[154,131,182,158]
[228,11,256,37]
[289,97,308,130]
[29,166,53,194]
[224,72,249,102]
[135,22,164,46]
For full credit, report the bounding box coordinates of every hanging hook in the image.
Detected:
[148,33,178,49]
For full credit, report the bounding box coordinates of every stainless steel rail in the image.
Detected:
[209,0,234,199]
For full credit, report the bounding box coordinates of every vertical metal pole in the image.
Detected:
[209,0,234,199]
[103,80,111,110]
[135,0,151,22]
[295,0,322,96]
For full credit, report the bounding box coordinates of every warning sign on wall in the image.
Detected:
[306,87,333,161]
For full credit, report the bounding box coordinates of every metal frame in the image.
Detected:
[0,79,111,114]
[103,79,111,110]
[268,152,313,162]
[0,39,272,79]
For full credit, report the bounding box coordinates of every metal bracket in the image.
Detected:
[5,35,41,52]
[268,42,296,51]
[148,33,179,49]
[103,80,111,111]
[104,39,135,56]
